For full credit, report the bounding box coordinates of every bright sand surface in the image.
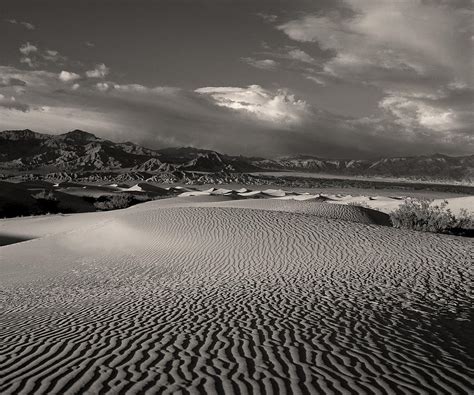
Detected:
[0,196,472,394]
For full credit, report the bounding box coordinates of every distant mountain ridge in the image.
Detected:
[0,129,257,173]
[0,129,472,183]
[252,153,474,182]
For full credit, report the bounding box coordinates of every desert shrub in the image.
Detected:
[94,194,134,210]
[450,208,474,237]
[32,190,57,201]
[32,189,60,213]
[94,193,154,211]
[390,199,473,236]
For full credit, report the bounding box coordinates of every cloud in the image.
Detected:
[96,82,110,92]
[306,76,325,86]
[380,95,454,132]
[278,1,473,87]
[44,50,59,60]
[277,1,473,145]
[42,50,67,63]
[5,19,35,30]
[59,71,81,82]
[0,66,58,88]
[195,85,309,125]
[287,49,316,64]
[379,85,474,133]
[71,83,80,90]
[19,42,38,55]
[0,94,29,112]
[20,57,37,68]
[86,63,109,78]
[256,13,278,23]
[241,58,278,70]
[0,77,27,87]
[17,43,68,68]
[1,65,472,158]
[85,41,95,47]
[111,83,179,95]
[19,43,39,68]
[21,22,35,30]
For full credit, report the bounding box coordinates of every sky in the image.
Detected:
[0,0,472,158]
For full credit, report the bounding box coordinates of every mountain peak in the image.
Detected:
[59,130,99,141]
[0,129,48,140]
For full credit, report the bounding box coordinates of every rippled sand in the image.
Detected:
[0,197,472,394]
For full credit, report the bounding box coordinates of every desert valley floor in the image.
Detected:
[0,195,472,394]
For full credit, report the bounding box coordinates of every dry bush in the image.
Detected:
[390,199,473,236]
[94,194,134,210]
[32,190,57,201]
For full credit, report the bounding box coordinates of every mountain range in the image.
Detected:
[1,129,472,184]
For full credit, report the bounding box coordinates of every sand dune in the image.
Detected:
[183,198,391,226]
[173,186,474,217]
[0,196,472,394]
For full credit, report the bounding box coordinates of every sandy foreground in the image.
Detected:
[0,196,473,394]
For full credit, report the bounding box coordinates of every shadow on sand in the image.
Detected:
[0,234,35,247]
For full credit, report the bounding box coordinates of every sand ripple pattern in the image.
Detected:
[0,204,473,394]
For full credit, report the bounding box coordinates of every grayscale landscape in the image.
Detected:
[1,1,473,394]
